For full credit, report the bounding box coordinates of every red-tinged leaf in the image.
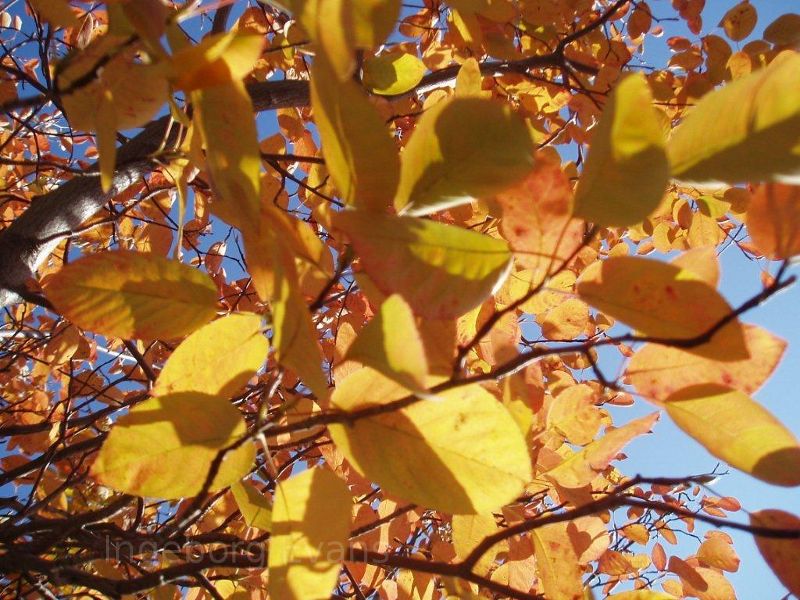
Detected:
[577,256,748,361]
[751,509,800,597]
[45,251,217,340]
[697,533,740,572]
[627,324,786,402]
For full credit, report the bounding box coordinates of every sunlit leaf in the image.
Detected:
[169,31,264,91]
[751,509,800,596]
[697,534,740,572]
[747,183,800,258]
[153,313,268,398]
[91,392,254,499]
[346,294,429,392]
[231,480,272,531]
[269,468,351,600]
[45,251,217,340]
[311,56,399,211]
[606,592,678,599]
[627,325,786,402]
[192,79,261,234]
[573,73,669,227]
[29,0,78,27]
[668,51,800,185]
[664,384,800,486]
[531,521,588,600]
[329,368,531,514]
[362,52,426,95]
[394,97,534,216]
[544,413,659,489]
[333,211,512,319]
[452,514,507,575]
[577,256,748,360]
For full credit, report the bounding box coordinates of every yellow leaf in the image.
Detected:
[170,31,265,92]
[747,183,800,258]
[91,392,254,499]
[751,509,800,597]
[668,51,800,185]
[547,384,602,445]
[45,251,217,340]
[606,592,677,599]
[670,247,719,287]
[544,413,659,489]
[531,522,587,600]
[29,0,78,27]
[270,239,329,401]
[697,535,740,572]
[541,298,590,340]
[573,73,669,227]
[452,514,507,575]
[455,57,485,97]
[627,324,786,402]
[363,52,426,95]
[192,79,261,235]
[268,468,352,600]
[231,480,272,531]
[664,384,800,486]
[764,13,800,46]
[346,294,429,392]
[394,97,534,216]
[577,256,748,361]
[333,211,512,319]
[153,313,268,398]
[329,368,531,514]
[719,1,757,42]
[287,0,400,79]
[310,56,399,211]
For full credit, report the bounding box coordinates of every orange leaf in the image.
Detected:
[747,183,800,259]
[751,509,800,597]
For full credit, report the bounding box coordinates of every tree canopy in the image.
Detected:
[1,0,800,598]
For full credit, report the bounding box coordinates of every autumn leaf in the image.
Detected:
[751,509,800,597]
[328,368,531,514]
[310,55,400,211]
[573,73,669,227]
[45,251,217,340]
[663,384,800,486]
[169,31,265,92]
[153,313,268,398]
[746,183,800,258]
[231,480,272,531]
[91,392,254,499]
[668,50,800,185]
[362,52,426,95]
[394,97,534,216]
[333,211,512,319]
[269,468,352,599]
[577,256,748,360]
[627,324,786,402]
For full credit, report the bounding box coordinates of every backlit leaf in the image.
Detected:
[577,256,748,360]
[668,51,800,185]
[531,522,587,600]
[362,52,426,95]
[394,97,534,216]
[192,79,261,235]
[764,13,800,46]
[231,480,272,531]
[269,468,352,600]
[333,211,512,319]
[573,73,669,227]
[46,251,217,340]
[311,56,400,211]
[153,313,268,398]
[329,368,531,514]
[544,413,659,489]
[751,509,800,596]
[719,1,757,42]
[627,324,786,402]
[452,514,507,575]
[664,384,800,486]
[169,31,264,92]
[29,0,78,27]
[91,392,254,499]
[346,294,429,392]
[747,183,800,258]
[606,593,678,600]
